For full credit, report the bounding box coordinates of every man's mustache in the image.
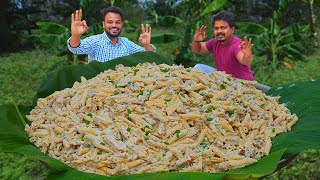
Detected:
[217,33,225,36]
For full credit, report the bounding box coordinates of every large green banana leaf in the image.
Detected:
[0,52,319,179]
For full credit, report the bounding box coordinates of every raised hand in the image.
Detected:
[139,24,151,45]
[71,9,88,37]
[193,25,206,42]
[239,36,254,56]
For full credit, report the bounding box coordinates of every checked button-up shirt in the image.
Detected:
[67,32,156,63]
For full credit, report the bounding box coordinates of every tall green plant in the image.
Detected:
[238,0,310,70]
[24,22,90,65]
[24,22,70,53]
[173,0,227,66]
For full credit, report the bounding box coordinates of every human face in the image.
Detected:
[213,20,235,45]
[102,12,123,38]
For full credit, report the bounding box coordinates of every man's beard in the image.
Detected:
[105,28,122,38]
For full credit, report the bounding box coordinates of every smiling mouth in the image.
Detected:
[110,28,119,33]
[217,34,224,38]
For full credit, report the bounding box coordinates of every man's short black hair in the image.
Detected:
[212,10,236,28]
[101,6,124,21]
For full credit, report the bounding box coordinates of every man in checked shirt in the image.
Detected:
[67,6,156,63]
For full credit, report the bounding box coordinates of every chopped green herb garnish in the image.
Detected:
[164,142,169,145]
[87,113,92,117]
[128,117,132,121]
[272,128,275,133]
[100,142,106,146]
[201,142,211,150]
[145,132,150,136]
[86,96,90,100]
[83,120,90,125]
[180,93,186,98]
[97,151,103,155]
[162,153,166,157]
[113,81,118,88]
[200,92,206,96]
[164,99,171,104]
[133,69,139,76]
[127,109,132,114]
[137,91,144,97]
[226,110,234,116]
[205,106,215,113]
[113,92,120,95]
[206,117,213,121]
[220,84,226,89]
[126,127,131,132]
[160,68,170,72]
[186,69,191,72]
[175,130,181,138]
[205,109,212,113]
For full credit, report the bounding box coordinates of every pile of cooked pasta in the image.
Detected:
[25,63,298,175]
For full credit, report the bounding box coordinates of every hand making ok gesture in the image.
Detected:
[71,9,88,37]
[139,24,151,45]
[239,36,254,57]
[193,25,207,42]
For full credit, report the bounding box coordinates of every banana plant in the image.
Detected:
[173,0,228,67]
[238,0,310,70]
[238,20,309,70]
[24,22,88,65]
[24,22,70,53]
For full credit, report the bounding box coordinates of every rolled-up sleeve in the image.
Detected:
[67,36,96,55]
[151,44,156,52]
[124,39,156,54]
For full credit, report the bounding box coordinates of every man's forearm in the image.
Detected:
[70,35,81,48]
[241,53,253,65]
[144,44,153,51]
[192,40,201,53]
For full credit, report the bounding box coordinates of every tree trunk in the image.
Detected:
[309,0,319,48]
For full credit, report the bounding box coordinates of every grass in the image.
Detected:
[0,50,65,180]
[254,50,320,87]
[0,153,47,180]
[0,49,65,106]
[0,44,319,178]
